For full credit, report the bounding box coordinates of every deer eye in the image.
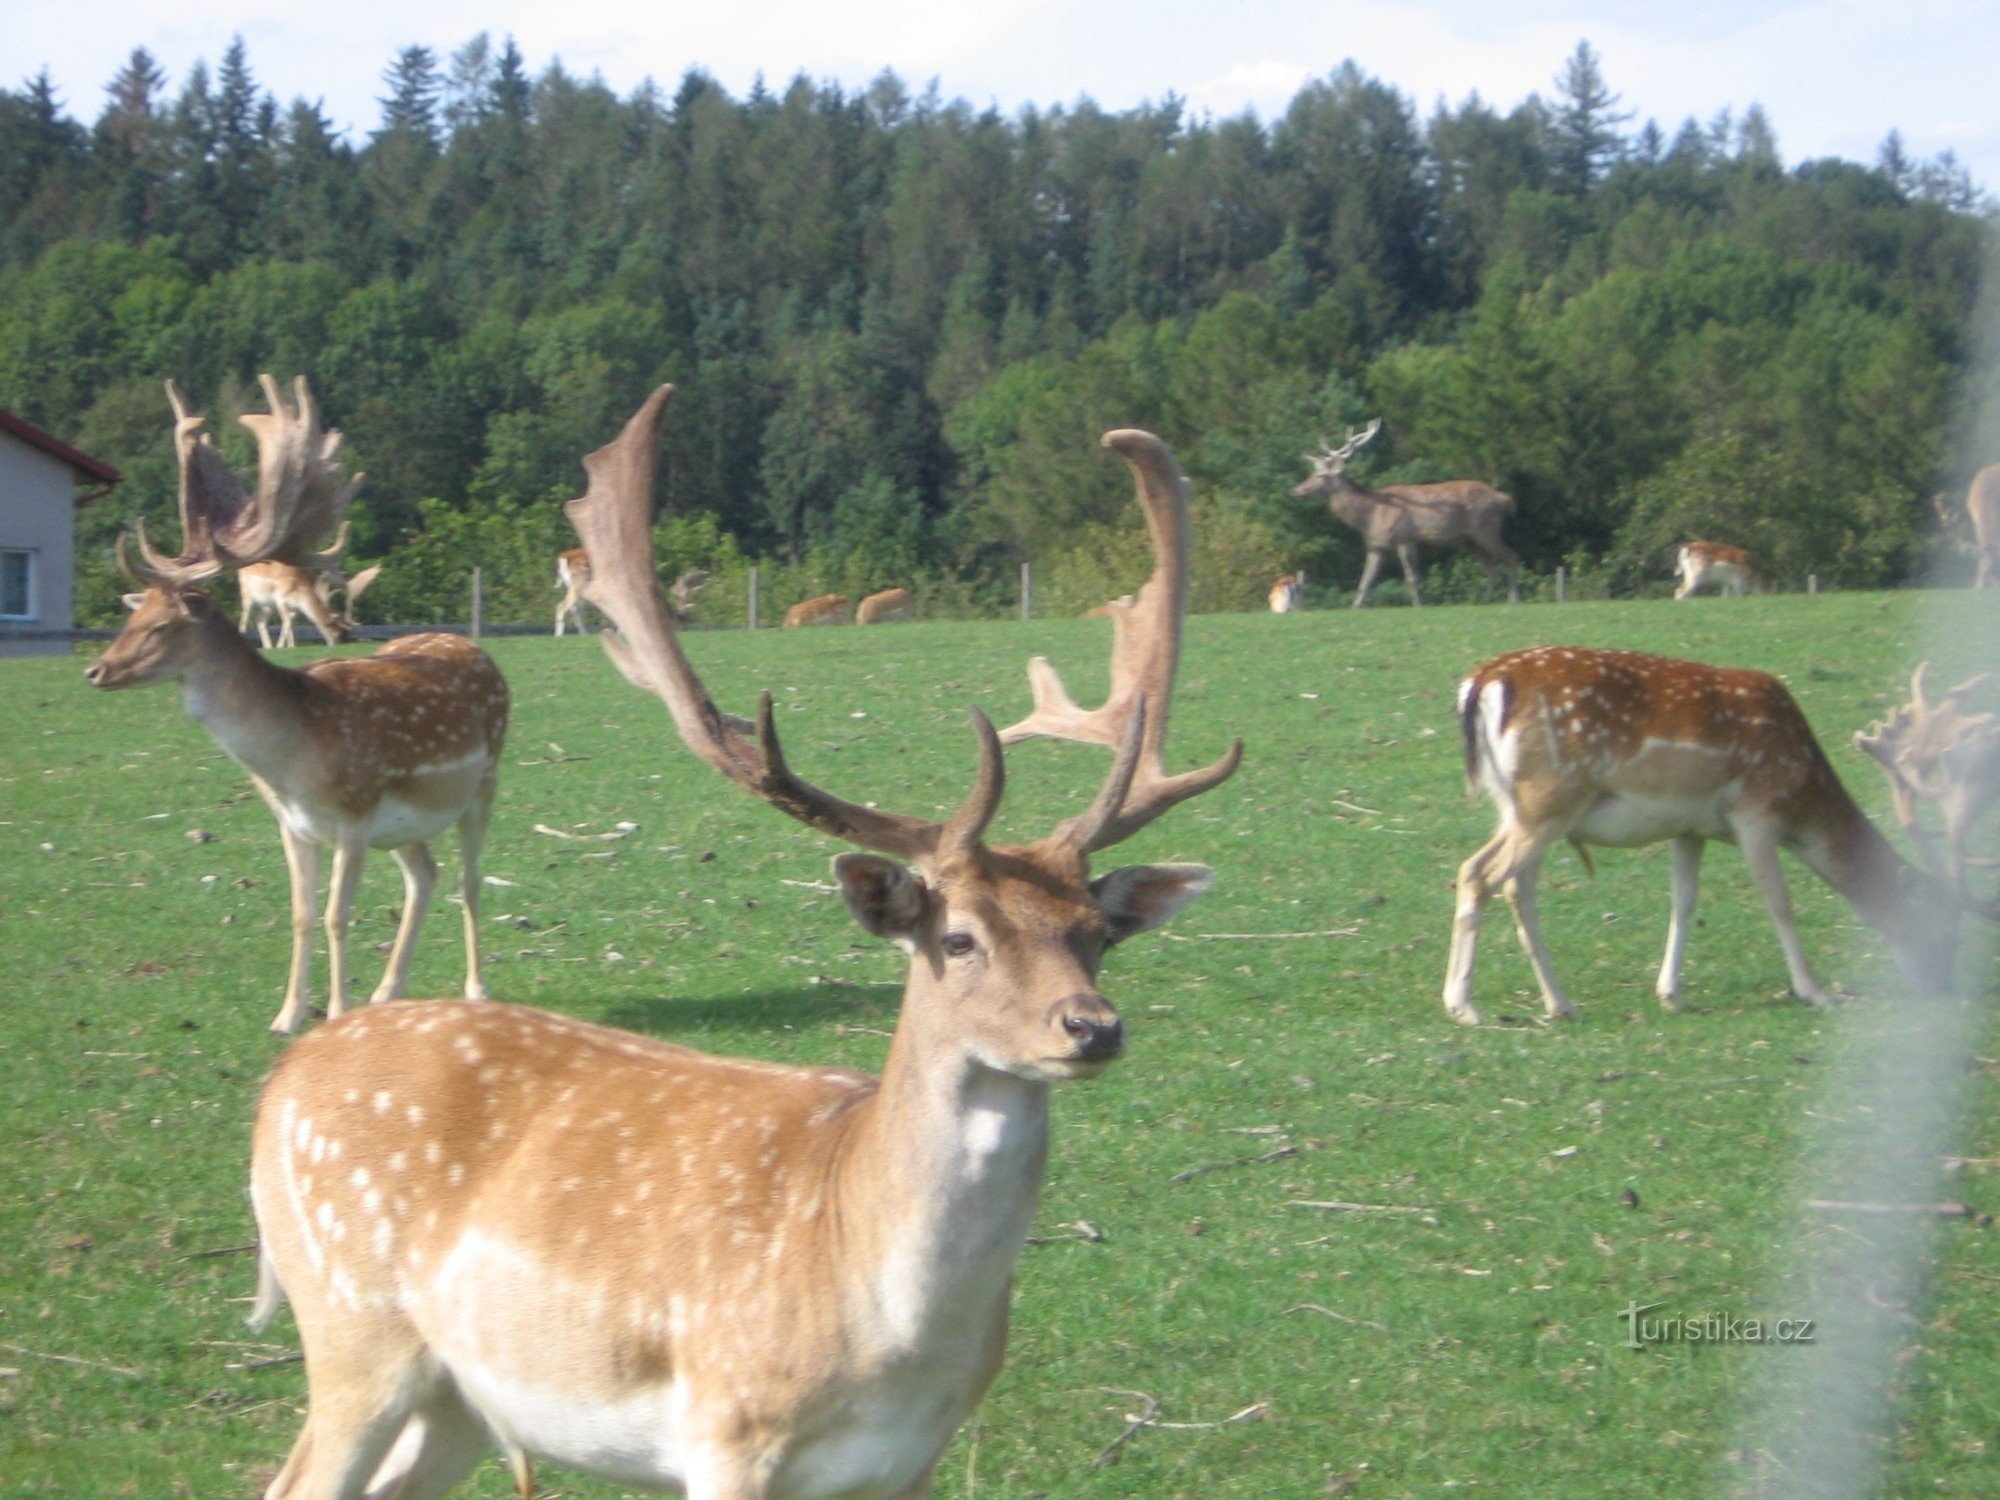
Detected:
[941,931,977,959]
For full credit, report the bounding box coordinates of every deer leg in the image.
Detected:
[356,1393,492,1500]
[1733,818,1832,1005]
[1489,539,1521,603]
[1655,835,1703,1010]
[264,1331,430,1500]
[1502,842,1577,1019]
[454,773,498,1001]
[1443,829,1510,1025]
[256,608,278,650]
[369,843,438,1004]
[1352,549,1386,608]
[1396,543,1423,607]
[322,835,370,1020]
[272,828,322,1035]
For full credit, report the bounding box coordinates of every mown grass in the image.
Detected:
[2,592,1996,1498]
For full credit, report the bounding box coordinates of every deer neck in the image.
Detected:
[176,611,312,782]
[1327,477,1381,528]
[1788,785,1919,931]
[838,976,1053,1350]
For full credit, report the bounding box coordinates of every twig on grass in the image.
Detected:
[1283,1302,1391,1333]
[1166,928,1358,943]
[1171,1145,1299,1185]
[1289,1199,1429,1215]
[0,1341,140,1378]
[177,1241,257,1261]
[236,1352,304,1372]
[1089,1388,1269,1468]
[1026,1221,1104,1246]
[1806,1199,1974,1218]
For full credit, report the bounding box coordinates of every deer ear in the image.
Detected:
[833,853,929,949]
[121,593,145,611]
[1091,863,1214,945]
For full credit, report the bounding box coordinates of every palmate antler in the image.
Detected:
[123,375,360,590]
[997,430,1243,853]
[565,388,1236,865]
[1856,663,2000,910]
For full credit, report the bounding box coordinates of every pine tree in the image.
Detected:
[1547,41,1629,193]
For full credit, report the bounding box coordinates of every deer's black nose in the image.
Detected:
[1061,1010,1125,1062]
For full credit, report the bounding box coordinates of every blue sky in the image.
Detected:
[20,0,1998,192]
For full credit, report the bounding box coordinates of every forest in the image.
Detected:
[1,37,1994,625]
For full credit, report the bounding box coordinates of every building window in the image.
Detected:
[0,549,34,619]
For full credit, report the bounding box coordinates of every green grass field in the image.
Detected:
[3,593,1997,1498]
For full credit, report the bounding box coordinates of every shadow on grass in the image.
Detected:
[602,984,899,1040]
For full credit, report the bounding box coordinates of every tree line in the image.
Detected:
[1,37,1992,625]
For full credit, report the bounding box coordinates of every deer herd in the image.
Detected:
[74,376,1998,1499]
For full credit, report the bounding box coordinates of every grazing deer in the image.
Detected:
[559,550,707,634]
[1443,646,1970,1025]
[1856,664,2000,894]
[1294,421,1520,608]
[1269,571,1306,613]
[1674,541,1764,598]
[1935,466,2000,588]
[784,592,850,627]
[85,377,507,1034]
[1085,594,1134,619]
[247,386,1239,1500]
[239,550,384,649]
[856,586,914,624]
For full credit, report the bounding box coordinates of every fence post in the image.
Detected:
[1556,566,1566,604]
[1808,574,1819,595]
[748,566,760,629]
[470,568,483,640]
[1020,561,1032,621]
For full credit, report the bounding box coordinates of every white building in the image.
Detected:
[0,410,122,658]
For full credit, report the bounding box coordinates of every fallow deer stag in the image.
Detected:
[553,546,592,635]
[1443,647,1969,1025]
[1674,541,1764,598]
[856,586,914,624]
[784,592,850,627]
[247,386,1239,1500]
[85,377,507,1034]
[1269,571,1306,613]
[1856,664,2000,896]
[239,541,384,648]
[1935,465,2000,588]
[559,550,707,634]
[1294,421,1520,607]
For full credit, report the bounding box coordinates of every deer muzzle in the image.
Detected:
[1055,994,1125,1065]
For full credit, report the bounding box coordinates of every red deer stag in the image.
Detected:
[856,586,914,624]
[1936,465,2000,588]
[1269,571,1306,613]
[1674,541,1764,598]
[85,377,507,1034]
[246,387,1239,1500]
[1856,664,2000,895]
[784,592,850,627]
[1294,420,1520,607]
[1443,647,1970,1024]
[239,543,384,648]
